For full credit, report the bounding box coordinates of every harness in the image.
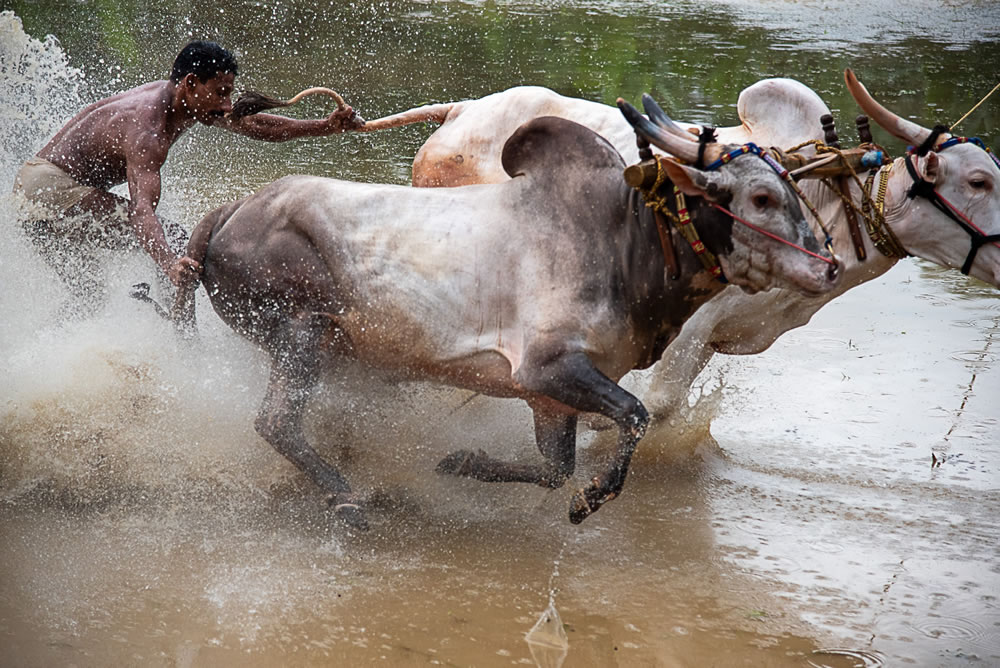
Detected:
[860,161,909,259]
[904,127,1000,275]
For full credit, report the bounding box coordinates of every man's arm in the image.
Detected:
[125,153,200,286]
[214,105,363,142]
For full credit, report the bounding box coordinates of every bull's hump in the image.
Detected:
[500,116,624,179]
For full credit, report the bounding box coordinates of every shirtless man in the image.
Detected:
[14,40,363,315]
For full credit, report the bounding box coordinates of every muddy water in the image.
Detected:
[1,2,998,666]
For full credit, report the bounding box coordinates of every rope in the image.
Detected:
[951,81,1000,131]
[782,140,906,259]
[709,203,836,265]
[635,158,725,280]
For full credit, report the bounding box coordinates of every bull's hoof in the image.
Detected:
[435,449,483,477]
[568,480,615,525]
[328,500,369,531]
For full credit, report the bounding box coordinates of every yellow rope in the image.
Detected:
[951,81,1000,131]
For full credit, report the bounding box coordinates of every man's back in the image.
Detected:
[37,81,177,190]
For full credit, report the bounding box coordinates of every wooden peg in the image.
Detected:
[856,115,873,144]
[820,113,840,148]
[636,134,653,162]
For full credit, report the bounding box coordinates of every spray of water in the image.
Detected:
[0,13,291,510]
[0,12,548,523]
[524,539,571,668]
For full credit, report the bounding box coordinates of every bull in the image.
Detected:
[361,71,1000,427]
[174,110,840,529]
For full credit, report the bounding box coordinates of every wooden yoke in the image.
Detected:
[823,113,865,261]
[624,117,892,263]
[624,146,887,190]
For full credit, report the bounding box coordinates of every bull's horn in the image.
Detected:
[844,69,931,146]
[641,94,697,141]
[618,98,717,164]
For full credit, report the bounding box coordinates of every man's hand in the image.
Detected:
[326,105,365,133]
[168,255,203,288]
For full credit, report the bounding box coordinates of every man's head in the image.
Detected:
[170,41,238,83]
[171,41,238,123]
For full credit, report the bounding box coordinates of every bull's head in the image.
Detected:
[619,96,841,297]
[845,69,1000,287]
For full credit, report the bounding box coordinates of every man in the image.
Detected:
[13,40,362,315]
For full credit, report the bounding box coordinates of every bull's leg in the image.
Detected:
[437,350,648,524]
[255,315,367,530]
[522,351,649,524]
[436,406,577,488]
[631,329,715,428]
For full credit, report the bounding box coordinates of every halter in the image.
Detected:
[704,142,838,258]
[904,126,1000,275]
[636,148,836,285]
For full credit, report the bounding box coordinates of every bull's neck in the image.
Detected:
[804,167,900,293]
[622,186,730,368]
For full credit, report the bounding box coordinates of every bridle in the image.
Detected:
[636,149,837,286]
[699,142,839,276]
[904,126,1000,275]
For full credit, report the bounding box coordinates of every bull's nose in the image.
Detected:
[826,261,840,284]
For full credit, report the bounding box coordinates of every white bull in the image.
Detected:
[363,71,1000,426]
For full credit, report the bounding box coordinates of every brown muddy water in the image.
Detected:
[1,2,999,666]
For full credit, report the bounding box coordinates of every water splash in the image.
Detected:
[524,540,571,668]
[525,601,569,668]
[0,12,278,509]
[0,11,84,173]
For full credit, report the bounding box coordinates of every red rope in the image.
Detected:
[710,203,837,266]
[936,191,1000,251]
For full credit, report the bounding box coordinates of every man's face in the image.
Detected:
[183,72,235,123]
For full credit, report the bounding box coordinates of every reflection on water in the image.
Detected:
[2,2,999,666]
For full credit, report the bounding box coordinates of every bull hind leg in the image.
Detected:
[255,314,368,530]
[436,406,577,488]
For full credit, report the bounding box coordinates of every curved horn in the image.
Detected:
[844,68,931,145]
[618,98,701,163]
[641,94,698,141]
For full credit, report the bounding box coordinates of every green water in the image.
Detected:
[10,0,1000,194]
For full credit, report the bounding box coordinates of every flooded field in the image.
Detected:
[1,1,998,666]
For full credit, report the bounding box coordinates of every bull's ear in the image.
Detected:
[916,151,941,185]
[502,116,623,179]
[661,160,729,202]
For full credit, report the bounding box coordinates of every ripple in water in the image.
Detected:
[808,648,886,668]
[909,615,988,641]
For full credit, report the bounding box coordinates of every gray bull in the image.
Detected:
[179,116,839,528]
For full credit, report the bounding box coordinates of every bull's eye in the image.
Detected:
[752,193,772,209]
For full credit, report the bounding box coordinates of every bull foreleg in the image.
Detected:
[436,406,577,488]
[524,352,650,523]
[255,315,368,530]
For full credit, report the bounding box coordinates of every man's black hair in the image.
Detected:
[170,41,238,83]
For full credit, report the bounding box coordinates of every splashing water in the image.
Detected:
[0,13,280,510]
[524,540,571,668]
[525,601,569,668]
[0,11,85,337]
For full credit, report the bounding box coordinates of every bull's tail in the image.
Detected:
[168,200,243,337]
[357,102,459,132]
